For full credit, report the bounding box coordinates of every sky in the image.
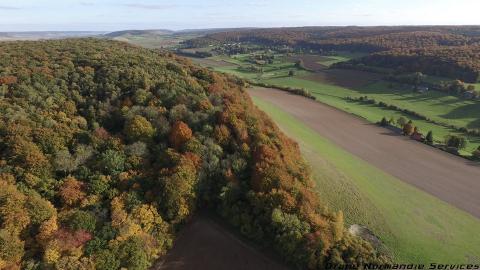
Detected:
[0,0,479,32]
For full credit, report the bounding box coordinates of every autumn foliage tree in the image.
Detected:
[403,120,415,136]
[59,176,86,206]
[124,115,155,141]
[168,121,192,149]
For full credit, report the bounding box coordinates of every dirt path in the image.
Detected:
[250,87,480,219]
[155,216,289,270]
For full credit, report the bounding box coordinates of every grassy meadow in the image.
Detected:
[260,77,480,154]
[315,52,367,67]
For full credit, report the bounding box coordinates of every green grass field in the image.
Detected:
[215,61,309,81]
[260,77,480,154]
[316,52,367,67]
[252,96,480,264]
[194,51,480,154]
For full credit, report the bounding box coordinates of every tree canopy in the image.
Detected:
[0,39,386,269]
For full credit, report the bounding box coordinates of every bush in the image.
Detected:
[396,117,407,127]
[426,131,434,145]
[379,117,388,127]
[473,147,480,159]
[445,135,467,150]
[403,121,414,136]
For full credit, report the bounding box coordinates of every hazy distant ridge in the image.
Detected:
[0,31,106,41]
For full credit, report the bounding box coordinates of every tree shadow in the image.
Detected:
[440,103,480,128]
[466,118,480,129]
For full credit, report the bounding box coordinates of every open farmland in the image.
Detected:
[189,49,480,154]
[302,69,382,88]
[251,88,480,263]
[156,217,288,270]
[289,52,366,70]
[250,87,480,219]
[260,76,480,153]
[288,55,329,71]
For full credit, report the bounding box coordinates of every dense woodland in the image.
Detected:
[0,39,386,269]
[186,26,480,82]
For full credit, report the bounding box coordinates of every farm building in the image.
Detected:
[416,86,429,93]
[463,91,477,99]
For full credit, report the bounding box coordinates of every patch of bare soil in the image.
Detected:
[249,87,480,219]
[303,69,383,88]
[288,55,329,71]
[154,216,289,270]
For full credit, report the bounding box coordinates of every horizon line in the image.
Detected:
[2,24,480,33]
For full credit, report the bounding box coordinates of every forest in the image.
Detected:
[185,26,480,82]
[0,39,386,269]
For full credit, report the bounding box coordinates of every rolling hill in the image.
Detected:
[0,31,105,41]
[105,29,175,38]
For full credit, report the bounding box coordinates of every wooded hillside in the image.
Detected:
[0,39,385,269]
[186,26,480,82]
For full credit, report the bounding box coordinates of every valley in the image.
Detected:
[2,23,480,269]
[189,51,480,155]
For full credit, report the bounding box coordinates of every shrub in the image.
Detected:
[473,147,480,159]
[396,117,407,127]
[379,117,388,127]
[426,131,434,145]
[445,135,467,150]
[402,121,414,136]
